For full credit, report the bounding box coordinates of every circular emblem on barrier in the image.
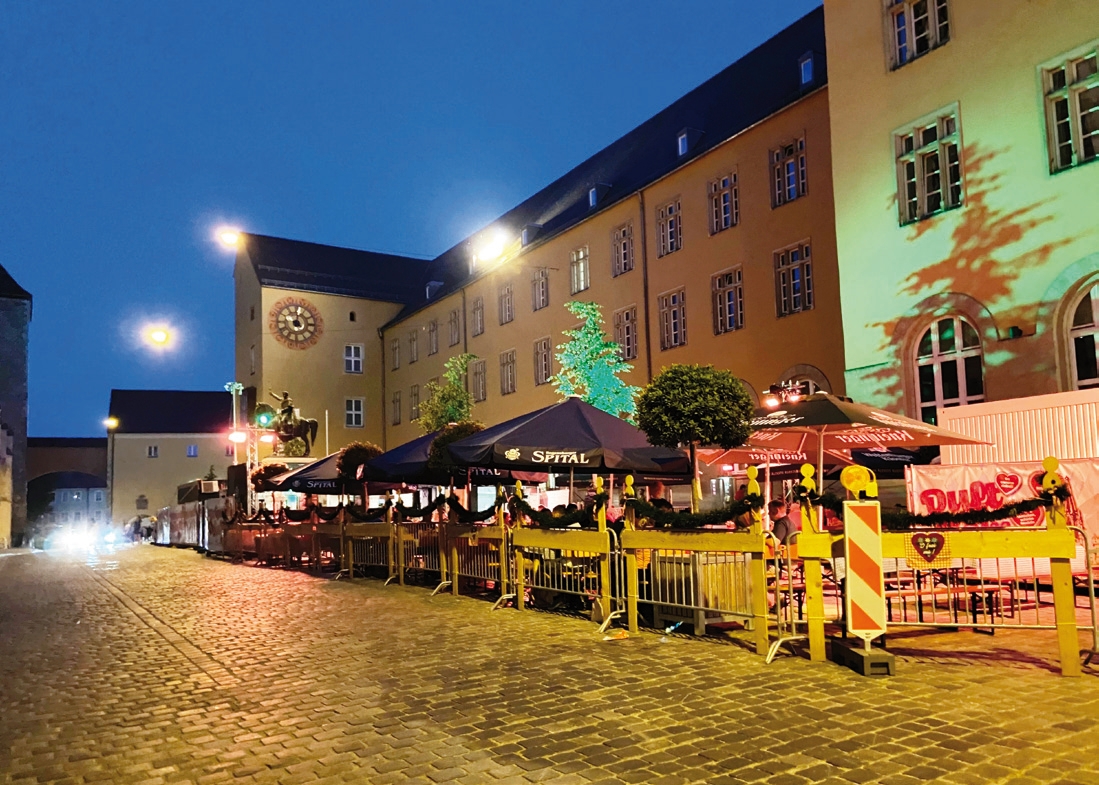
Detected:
[504,448,521,461]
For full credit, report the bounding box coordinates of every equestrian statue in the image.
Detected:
[268,390,320,457]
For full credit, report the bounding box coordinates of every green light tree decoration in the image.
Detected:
[553,301,640,421]
[418,353,478,432]
[637,364,753,512]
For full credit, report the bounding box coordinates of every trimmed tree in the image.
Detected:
[337,441,383,503]
[418,353,477,432]
[553,301,640,421]
[637,365,754,512]
[427,421,485,475]
[251,463,289,492]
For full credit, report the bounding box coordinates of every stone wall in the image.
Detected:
[0,298,30,542]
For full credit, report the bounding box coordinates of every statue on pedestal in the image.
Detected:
[268,390,320,457]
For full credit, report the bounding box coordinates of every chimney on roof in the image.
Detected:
[425,281,444,300]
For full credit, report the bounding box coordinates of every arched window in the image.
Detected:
[1070,283,1099,389]
[916,316,984,424]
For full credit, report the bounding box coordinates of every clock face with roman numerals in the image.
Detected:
[269,297,324,349]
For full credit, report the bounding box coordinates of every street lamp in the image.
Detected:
[216,227,242,249]
[104,417,119,429]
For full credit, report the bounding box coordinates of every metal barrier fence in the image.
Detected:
[345,522,394,580]
[398,520,447,591]
[450,524,513,609]
[513,527,619,629]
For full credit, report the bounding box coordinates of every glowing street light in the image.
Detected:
[104,417,119,429]
[216,227,242,249]
[228,431,247,444]
[474,230,509,263]
[259,433,276,444]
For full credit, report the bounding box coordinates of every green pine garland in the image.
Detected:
[443,494,500,524]
[623,493,764,530]
[512,493,609,529]
[793,484,1071,531]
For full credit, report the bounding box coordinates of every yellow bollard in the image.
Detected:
[799,463,827,662]
[746,466,770,655]
[594,477,612,622]
[515,549,526,610]
[1043,457,1081,677]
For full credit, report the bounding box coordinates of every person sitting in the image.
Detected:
[768,500,799,545]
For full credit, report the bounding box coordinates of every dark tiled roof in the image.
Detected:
[243,233,431,303]
[108,390,232,434]
[29,471,107,492]
[0,261,31,301]
[28,437,107,449]
[388,7,826,322]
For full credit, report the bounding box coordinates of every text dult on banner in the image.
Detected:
[843,501,886,643]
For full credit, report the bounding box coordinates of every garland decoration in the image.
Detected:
[793,484,1072,531]
[443,494,499,523]
[624,493,763,530]
[512,493,608,529]
[345,502,390,522]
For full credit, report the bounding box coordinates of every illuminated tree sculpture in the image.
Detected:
[553,301,640,421]
[418,353,477,432]
[637,364,753,511]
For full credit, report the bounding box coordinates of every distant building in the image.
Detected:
[27,437,108,482]
[0,261,31,547]
[27,472,108,530]
[107,390,233,524]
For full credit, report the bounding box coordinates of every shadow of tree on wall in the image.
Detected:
[860,142,1079,411]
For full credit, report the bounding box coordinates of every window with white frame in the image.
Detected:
[1070,282,1099,389]
[391,391,401,426]
[390,338,400,370]
[612,223,634,276]
[532,268,549,311]
[499,284,514,324]
[448,309,461,346]
[895,109,963,224]
[93,490,104,503]
[889,0,950,69]
[658,289,687,349]
[657,200,682,257]
[225,445,234,457]
[916,316,983,424]
[613,306,638,361]
[1043,45,1099,173]
[775,242,813,317]
[186,444,198,458]
[344,343,363,374]
[709,173,739,233]
[500,350,517,395]
[677,133,689,156]
[147,445,158,458]
[772,138,807,206]
[712,267,744,334]
[570,247,590,294]
[471,358,487,402]
[346,397,364,428]
[472,296,485,336]
[534,337,553,385]
[799,53,814,86]
[428,319,439,355]
[409,330,419,363]
[410,384,420,420]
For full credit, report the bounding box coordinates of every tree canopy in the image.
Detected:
[418,353,477,432]
[336,441,383,483]
[553,301,640,421]
[637,364,753,449]
[427,421,485,472]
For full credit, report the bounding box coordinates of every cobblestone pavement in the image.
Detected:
[2,546,1099,785]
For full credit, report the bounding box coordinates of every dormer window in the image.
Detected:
[799,53,814,86]
[521,224,542,246]
[589,187,598,208]
[677,133,689,157]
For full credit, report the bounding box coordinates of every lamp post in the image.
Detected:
[224,382,244,464]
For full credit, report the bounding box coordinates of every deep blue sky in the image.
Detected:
[1,1,821,437]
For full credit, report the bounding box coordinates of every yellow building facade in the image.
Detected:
[825,0,1099,421]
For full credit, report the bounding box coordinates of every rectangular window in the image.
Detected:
[613,306,638,361]
[147,445,159,458]
[409,330,419,363]
[775,242,814,317]
[249,345,255,375]
[225,445,234,458]
[709,173,739,233]
[570,247,590,294]
[448,309,461,346]
[612,223,634,276]
[895,109,963,223]
[390,338,400,370]
[186,444,198,458]
[534,337,553,385]
[346,398,364,428]
[799,53,814,85]
[249,305,255,321]
[532,268,549,311]
[712,267,744,334]
[344,344,363,374]
[772,138,807,206]
[499,284,514,324]
[427,320,439,355]
[410,385,420,421]
[500,350,517,395]
[657,200,682,256]
[472,296,485,336]
[471,359,487,402]
[1044,45,1099,172]
[677,133,689,156]
[93,490,104,503]
[889,0,950,69]
[658,289,687,350]
[391,392,401,426]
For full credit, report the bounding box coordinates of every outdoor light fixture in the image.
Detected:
[216,227,242,249]
[474,230,508,263]
[764,381,805,408]
[259,433,276,443]
[104,417,119,429]
[228,431,247,444]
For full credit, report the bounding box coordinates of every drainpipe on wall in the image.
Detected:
[638,191,653,382]
[378,327,387,451]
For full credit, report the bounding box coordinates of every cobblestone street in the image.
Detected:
[2,545,1098,785]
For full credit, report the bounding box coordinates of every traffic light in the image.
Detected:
[254,403,276,428]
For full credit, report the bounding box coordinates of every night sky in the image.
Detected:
[1,1,821,437]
